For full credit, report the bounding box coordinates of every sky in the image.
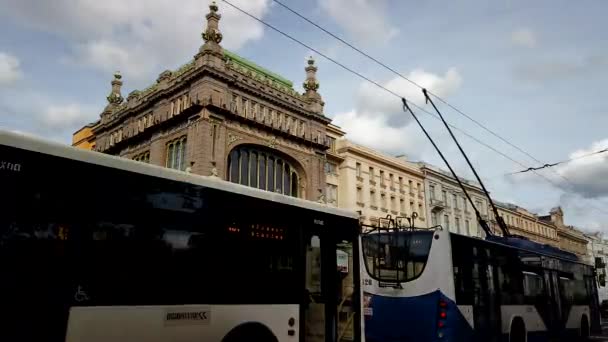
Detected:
[1,0,607,233]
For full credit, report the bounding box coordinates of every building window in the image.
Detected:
[369,167,375,182]
[410,201,414,214]
[356,163,362,177]
[453,194,458,209]
[357,187,363,203]
[370,191,377,207]
[227,146,299,197]
[242,98,249,117]
[408,180,413,193]
[133,151,150,163]
[398,176,403,191]
[389,174,394,188]
[430,185,436,200]
[326,184,338,205]
[324,161,337,175]
[442,190,447,204]
[418,203,423,217]
[475,200,483,214]
[456,217,461,234]
[166,137,187,170]
[391,196,396,211]
[400,199,405,213]
[444,215,450,230]
[431,212,438,226]
[381,193,387,209]
[465,219,471,235]
[327,136,336,152]
[380,170,385,185]
[417,183,422,195]
[463,197,468,212]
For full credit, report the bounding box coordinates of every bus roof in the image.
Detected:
[453,233,591,267]
[0,130,359,220]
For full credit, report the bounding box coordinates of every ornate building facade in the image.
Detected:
[490,201,559,246]
[419,163,489,237]
[74,2,334,201]
[539,207,589,259]
[334,140,427,227]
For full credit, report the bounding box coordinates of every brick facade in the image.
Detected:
[79,3,331,201]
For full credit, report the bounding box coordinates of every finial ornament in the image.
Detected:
[209,1,219,13]
[202,1,223,44]
[106,71,124,105]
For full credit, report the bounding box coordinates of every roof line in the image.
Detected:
[0,130,358,219]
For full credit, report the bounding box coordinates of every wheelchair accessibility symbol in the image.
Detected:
[74,285,90,302]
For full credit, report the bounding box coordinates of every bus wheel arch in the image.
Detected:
[509,316,526,342]
[221,322,279,342]
[580,314,590,341]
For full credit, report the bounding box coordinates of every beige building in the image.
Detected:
[333,139,427,227]
[490,201,559,246]
[419,163,488,237]
[73,2,335,202]
[539,207,588,258]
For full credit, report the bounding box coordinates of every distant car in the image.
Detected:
[600,300,608,318]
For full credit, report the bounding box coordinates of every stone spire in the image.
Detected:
[200,1,223,54]
[101,71,123,124]
[106,71,124,106]
[303,56,324,115]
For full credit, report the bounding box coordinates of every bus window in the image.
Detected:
[361,231,433,283]
[305,234,325,342]
[337,241,355,342]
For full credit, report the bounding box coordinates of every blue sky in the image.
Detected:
[1,0,607,232]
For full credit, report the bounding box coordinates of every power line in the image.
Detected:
[220,0,525,168]
[220,0,608,216]
[270,0,608,211]
[510,148,608,174]
[270,0,545,166]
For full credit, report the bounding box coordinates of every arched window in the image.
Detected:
[228,146,299,197]
[166,136,187,170]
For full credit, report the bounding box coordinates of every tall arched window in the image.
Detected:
[228,146,299,197]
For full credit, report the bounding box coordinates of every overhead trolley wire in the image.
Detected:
[270,0,608,211]
[221,0,608,216]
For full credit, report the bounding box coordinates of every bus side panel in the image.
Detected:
[364,290,474,342]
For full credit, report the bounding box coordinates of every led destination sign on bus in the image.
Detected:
[227,223,286,240]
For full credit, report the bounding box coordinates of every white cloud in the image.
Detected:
[318,0,398,45]
[553,139,608,198]
[511,28,537,48]
[333,110,426,158]
[0,52,22,86]
[332,68,462,158]
[0,0,270,81]
[356,68,462,125]
[41,104,96,129]
[74,40,156,80]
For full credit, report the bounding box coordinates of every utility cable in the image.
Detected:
[270,0,608,211]
[221,0,608,216]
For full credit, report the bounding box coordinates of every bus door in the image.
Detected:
[303,218,359,342]
[472,247,501,341]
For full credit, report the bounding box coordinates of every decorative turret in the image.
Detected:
[303,56,324,115]
[106,71,124,106]
[200,1,223,53]
[101,71,123,124]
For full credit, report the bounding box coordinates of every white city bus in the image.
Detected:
[360,222,600,342]
[0,131,362,342]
